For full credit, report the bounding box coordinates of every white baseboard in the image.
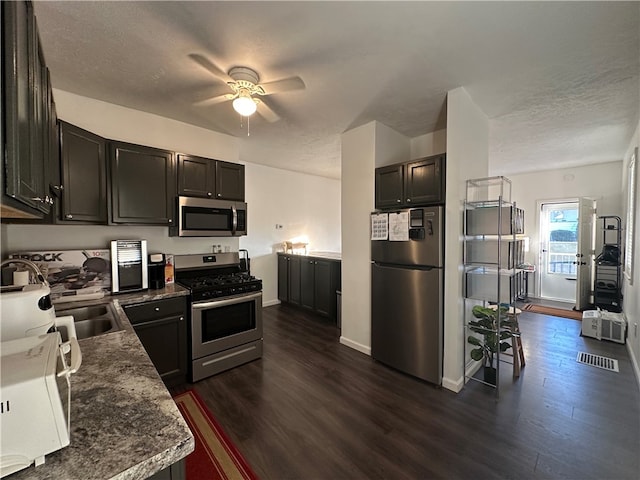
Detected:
[627,341,640,391]
[262,299,281,307]
[443,362,483,393]
[339,336,371,356]
[442,376,464,393]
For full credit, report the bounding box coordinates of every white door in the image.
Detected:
[539,201,579,302]
[575,198,596,310]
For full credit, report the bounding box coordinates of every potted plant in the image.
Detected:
[467,305,516,385]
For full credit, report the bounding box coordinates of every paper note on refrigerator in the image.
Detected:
[371,213,389,240]
[389,212,409,241]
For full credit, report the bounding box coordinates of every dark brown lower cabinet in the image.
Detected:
[278,253,340,320]
[278,254,301,305]
[124,297,187,387]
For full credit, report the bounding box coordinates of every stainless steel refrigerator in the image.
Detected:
[371,205,443,384]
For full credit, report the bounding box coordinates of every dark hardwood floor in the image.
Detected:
[173,304,640,479]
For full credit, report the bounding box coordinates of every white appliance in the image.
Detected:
[581,310,627,344]
[0,268,77,342]
[0,332,82,477]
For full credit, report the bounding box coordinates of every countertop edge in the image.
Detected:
[277,251,342,261]
[10,284,195,480]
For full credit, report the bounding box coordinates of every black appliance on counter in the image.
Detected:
[110,240,148,294]
[174,252,262,382]
[148,253,166,290]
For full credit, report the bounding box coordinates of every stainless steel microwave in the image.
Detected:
[170,196,247,237]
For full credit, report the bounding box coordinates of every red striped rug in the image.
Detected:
[174,390,259,480]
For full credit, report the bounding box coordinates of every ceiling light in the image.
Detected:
[232,92,257,117]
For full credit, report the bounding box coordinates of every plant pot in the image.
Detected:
[483,366,497,385]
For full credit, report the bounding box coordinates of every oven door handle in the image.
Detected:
[191,291,262,310]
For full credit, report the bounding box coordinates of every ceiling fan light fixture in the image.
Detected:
[232,94,257,116]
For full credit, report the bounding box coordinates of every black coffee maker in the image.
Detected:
[148,253,166,289]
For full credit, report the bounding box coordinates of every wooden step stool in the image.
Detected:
[488,305,526,377]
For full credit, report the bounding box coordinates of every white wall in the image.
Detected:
[52,90,239,162]
[410,130,447,159]
[3,92,342,307]
[508,162,623,296]
[340,121,410,354]
[340,122,376,354]
[622,122,640,387]
[441,87,489,392]
[240,163,340,307]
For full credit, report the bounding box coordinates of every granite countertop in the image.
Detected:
[11,284,194,480]
[279,251,342,261]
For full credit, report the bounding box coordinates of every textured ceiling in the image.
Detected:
[32,1,639,180]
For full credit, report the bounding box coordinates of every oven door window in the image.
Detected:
[182,206,232,231]
[201,301,256,342]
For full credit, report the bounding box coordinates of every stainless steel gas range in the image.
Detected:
[174,253,263,382]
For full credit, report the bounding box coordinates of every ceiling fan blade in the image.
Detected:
[189,54,231,82]
[256,100,281,123]
[193,93,232,107]
[259,76,305,95]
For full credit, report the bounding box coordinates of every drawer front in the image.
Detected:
[124,297,186,324]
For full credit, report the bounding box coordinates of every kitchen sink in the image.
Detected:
[56,301,123,340]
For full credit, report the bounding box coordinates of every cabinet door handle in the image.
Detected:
[217,193,221,197]
[406,198,411,202]
[31,197,43,202]
[65,214,73,219]
[52,184,64,191]
[207,192,212,197]
[154,307,160,312]
[179,316,184,321]
[396,199,401,203]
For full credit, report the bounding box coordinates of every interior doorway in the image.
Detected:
[539,201,579,302]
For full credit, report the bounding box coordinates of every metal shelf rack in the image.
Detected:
[594,215,623,312]
[463,176,524,397]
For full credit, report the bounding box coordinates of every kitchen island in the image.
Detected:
[11,285,194,480]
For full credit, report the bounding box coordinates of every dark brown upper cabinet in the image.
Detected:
[2,1,53,217]
[375,154,445,209]
[177,154,211,198]
[110,141,176,225]
[375,164,404,209]
[177,154,245,201]
[215,160,245,201]
[58,121,107,223]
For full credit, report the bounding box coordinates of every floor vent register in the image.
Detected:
[576,352,619,372]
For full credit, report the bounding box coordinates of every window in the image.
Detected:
[624,147,637,284]
[545,205,579,275]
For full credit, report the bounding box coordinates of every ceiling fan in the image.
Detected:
[190,54,305,123]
